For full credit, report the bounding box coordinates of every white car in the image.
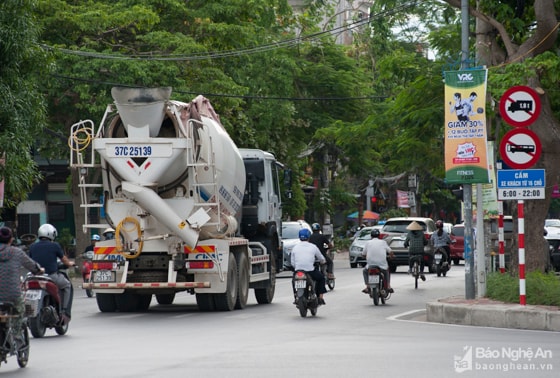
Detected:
[281,220,312,270]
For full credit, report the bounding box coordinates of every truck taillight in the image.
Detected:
[188,261,214,269]
[379,233,388,239]
[93,262,115,270]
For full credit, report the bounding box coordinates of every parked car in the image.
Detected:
[449,224,476,265]
[545,219,560,237]
[281,220,312,270]
[348,225,383,268]
[380,217,437,272]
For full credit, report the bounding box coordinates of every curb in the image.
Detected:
[426,297,560,332]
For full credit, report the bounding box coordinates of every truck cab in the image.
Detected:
[239,149,283,271]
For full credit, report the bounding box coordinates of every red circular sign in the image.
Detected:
[499,86,541,127]
[499,128,542,169]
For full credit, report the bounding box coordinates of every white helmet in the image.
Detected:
[38,223,58,241]
[103,227,115,239]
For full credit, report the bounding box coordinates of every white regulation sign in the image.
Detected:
[497,169,545,200]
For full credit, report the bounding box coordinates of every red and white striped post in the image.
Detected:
[518,200,526,305]
[498,201,505,273]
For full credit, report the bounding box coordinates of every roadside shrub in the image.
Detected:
[486,271,560,306]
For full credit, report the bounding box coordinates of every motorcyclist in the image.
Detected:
[102,227,115,240]
[431,220,452,265]
[84,234,100,260]
[404,221,428,281]
[0,226,44,337]
[29,224,75,323]
[290,228,327,305]
[361,228,395,294]
[308,223,335,279]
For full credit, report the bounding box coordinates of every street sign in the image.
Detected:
[499,128,542,169]
[499,86,541,127]
[497,169,545,200]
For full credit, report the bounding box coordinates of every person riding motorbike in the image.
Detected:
[361,228,395,294]
[404,221,428,281]
[29,224,75,323]
[290,228,327,305]
[84,234,100,260]
[102,227,115,240]
[0,226,44,337]
[308,223,335,279]
[430,220,452,265]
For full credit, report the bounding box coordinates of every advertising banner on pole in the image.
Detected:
[444,69,490,184]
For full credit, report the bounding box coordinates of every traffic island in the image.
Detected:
[426,296,560,332]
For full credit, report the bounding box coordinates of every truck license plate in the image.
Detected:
[368,275,380,284]
[294,280,306,289]
[94,270,115,282]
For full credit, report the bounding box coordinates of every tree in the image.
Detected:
[0,0,46,215]
[441,0,560,272]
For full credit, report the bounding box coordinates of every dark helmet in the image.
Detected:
[311,223,321,232]
[299,228,311,241]
[436,220,444,228]
[370,228,381,239]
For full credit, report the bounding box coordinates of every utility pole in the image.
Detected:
[461,0,475,299]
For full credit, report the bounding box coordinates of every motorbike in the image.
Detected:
[81,251,94,297]
[366,265,391,306]
[0,302,30,368]
[292,270,319,317]
[432,247,450,277]
[23,264,74,338]
[321,244,335,291]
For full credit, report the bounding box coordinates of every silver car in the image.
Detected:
[349,226,383,268]
[281,220,312,269]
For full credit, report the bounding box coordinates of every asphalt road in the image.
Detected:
[1,257,558,377]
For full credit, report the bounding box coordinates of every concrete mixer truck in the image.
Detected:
[69,87,285,312]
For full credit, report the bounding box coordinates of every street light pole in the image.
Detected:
[462,0,475,299]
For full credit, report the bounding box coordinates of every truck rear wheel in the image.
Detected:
[234,252,249,309]
[96,293,117,312]
[156,293,175,305]
[214,253,238,311]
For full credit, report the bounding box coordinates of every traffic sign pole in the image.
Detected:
[518,200,526,305]
[499,86,543,306]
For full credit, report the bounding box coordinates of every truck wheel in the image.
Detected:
[255,249,276,304]
[96,293,117,312]
[155,293,175,305]
[234,252,249,309]
[214,254,238,311]
[115,291,139,312]
[137,294,152,311]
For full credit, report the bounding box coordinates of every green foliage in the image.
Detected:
[0,0,48,209]
[487,272,560,306]
[379,208,408,221]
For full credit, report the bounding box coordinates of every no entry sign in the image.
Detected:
[499,86,541,127]
[499,128,542,169]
